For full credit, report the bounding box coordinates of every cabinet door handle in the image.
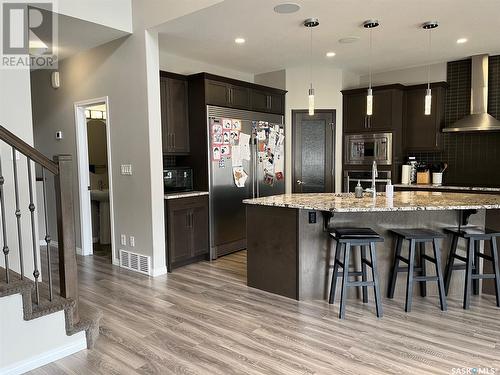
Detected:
[228,88,232,104]
[364,116,367,129]
[173,133,176,149]
[189,211,193,228]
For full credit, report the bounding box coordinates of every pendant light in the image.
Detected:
[363,19,379,116]
[304,18,319,115]
[422,21,438,115]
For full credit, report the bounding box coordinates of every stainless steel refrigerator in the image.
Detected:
[207,105,285,258]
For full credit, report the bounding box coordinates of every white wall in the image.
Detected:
[159,50,254,82]
[359,62,447,86]
[284,65,359,193]
[0,294,86,375]
[0,69,40,280]
[58,0,133,32]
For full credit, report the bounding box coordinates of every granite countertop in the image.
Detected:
[164,191,209,200]
[243,191,500,212]
[393,184,500,193]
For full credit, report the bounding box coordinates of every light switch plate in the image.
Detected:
[129,236,135,247]
[120,234,127,246]
[121,164,133,176]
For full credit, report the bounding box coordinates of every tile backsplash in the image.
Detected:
[408,57,500,187]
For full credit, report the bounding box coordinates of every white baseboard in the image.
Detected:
[1,338,87,375]
[151,265,167,277]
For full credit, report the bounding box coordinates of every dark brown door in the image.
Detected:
[160,77,169,153]
[250,89,269,112]
[190,197,209,257]
[370,90,393,130]
[269,93,284,114]
[206,80,229,106]
[167,203,191,264]
[344,93,368,133]
[229,85,250,109]
[166,78,190,153]
[405,86,444,151]
[292,110,336,193]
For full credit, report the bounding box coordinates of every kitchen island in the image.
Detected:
[243,191,500,301]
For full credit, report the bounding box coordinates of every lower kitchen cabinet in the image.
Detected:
[165,195,209,271]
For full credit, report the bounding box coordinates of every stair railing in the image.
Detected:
[0,125,79,322]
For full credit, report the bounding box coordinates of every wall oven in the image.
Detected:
[344,132,393,165]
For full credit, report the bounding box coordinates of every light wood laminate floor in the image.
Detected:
[28,251,500,375]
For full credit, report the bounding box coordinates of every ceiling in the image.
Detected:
[157,0,500,75]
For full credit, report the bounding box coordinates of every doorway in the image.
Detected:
[292,109,336,193]
[74,97,116,264]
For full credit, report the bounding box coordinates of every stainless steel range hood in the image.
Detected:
[443,54,500,132]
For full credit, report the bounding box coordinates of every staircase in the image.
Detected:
[0,125,101,374]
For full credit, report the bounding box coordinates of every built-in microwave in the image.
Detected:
[344,132,393,165]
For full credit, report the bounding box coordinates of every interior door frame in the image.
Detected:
[292,109,336,193]
[74,96,118,265]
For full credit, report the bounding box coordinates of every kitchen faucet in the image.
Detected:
[365,160,378,197]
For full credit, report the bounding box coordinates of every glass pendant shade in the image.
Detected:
[424,88,432,115]
[366,88,373,116]
[308,87,315,116]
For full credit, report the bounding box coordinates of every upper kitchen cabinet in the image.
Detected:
[404,82,447,152]
[250,89,285,114]
[206,79,251,109]
[342,85,405,133]
[191,73,287,114]
[160,72,190,154]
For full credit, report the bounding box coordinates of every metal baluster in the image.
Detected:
[12,148,24,279]
[42,169,53,300]
[0,155,10,283]
[27,158,40,303]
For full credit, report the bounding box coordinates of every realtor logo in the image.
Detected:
[1,1,58,69]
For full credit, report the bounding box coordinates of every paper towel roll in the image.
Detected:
[401,165,411,184]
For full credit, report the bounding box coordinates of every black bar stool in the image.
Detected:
[329,228,383,319]
[387,229,447,312]
[443,227,500,309]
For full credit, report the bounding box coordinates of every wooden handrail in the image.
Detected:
[0,125,59,175]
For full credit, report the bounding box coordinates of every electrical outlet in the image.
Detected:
[121,164,133,176]
[120,234,127,246]
[129,236,135,247]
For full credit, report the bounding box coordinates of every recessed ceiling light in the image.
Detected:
[326,51,336,57]
[338,36,360,44]
[273,3,301,14]
[456,38,468,44]
[234,37,245,44]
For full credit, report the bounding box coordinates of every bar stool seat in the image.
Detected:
[388,228,447,312]
[328,228,383,319]
[443,227,500,309]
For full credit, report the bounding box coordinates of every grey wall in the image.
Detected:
[255,69,286,90]
[30,33,165,271]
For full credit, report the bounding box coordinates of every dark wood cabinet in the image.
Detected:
[166,195,209,271]
[344,93,368,132]
[160,73,190,154]
[404,83,447,152]
[342,85,404,133]
[250,89,284,114]
[206,79,250,109]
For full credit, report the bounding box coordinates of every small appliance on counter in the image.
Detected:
[164,167,193,193]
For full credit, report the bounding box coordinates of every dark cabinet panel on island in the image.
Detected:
[404,83,447,152]
[166,195,209,271]
[160,73,190,154]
